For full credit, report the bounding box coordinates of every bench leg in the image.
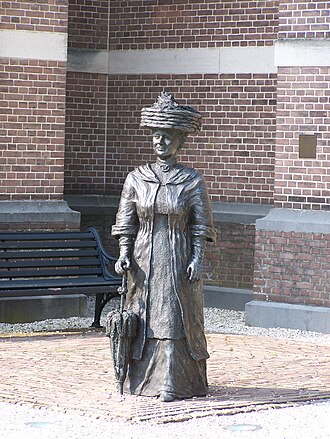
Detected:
[91,292,116,328]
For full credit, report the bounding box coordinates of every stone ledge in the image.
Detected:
[0,295,87,324]
[212,202,272,225]
[204,285,253,311]
[0,201,80,226]
[256,208,330,233]
[65,195,272,225]
[65,195,119,215]
[245,300,330,334]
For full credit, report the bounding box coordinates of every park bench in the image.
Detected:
[0,227,121,327]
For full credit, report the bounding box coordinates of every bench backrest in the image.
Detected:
[0,228,115,282]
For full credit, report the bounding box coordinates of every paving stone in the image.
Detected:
[1,331,329,423]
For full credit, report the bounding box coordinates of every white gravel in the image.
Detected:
[1,399,329,439]
[1,296,330,345]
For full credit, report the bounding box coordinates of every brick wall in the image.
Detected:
[278,0,330,39]
[66,0,109,195]
[273,0,330,210]
[254,230,330,307]
[65,0,278,201]
[1,0,68,201]
[205,223,255,289]
[109,0,279,50]
[109,74,276,203]
[0,0,68,32]
[0,58,66,200]
[65,72,108,194]
[275,66,330,210]
[65,73,276,202]
[68,0,109,49]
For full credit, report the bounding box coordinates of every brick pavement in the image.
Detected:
[1,331,330,423]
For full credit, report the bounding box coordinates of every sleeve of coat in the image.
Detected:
[189,174,216,243]
[111,173,139,238]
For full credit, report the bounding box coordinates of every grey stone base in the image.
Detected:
[256,207,330,233]
[0,295,87,324]
[245,300,330,334]
[204,285,253,311]
[66,195,273,225]
[0,200,80,231]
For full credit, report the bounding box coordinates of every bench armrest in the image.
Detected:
[87,227,118,280]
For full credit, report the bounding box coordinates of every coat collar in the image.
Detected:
[135,163,198,185]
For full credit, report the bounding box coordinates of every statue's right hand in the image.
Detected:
[115,256,130,275]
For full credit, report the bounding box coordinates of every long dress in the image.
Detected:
[112,163,216,399]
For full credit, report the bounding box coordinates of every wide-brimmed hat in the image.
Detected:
[140,92,202,134]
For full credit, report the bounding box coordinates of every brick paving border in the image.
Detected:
[1,331,330,423]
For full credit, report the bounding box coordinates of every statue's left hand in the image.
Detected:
[187,259,202,283]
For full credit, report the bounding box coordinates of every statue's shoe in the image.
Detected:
[159,391,175,402]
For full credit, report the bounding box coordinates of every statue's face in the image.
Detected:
[152,129,183,159]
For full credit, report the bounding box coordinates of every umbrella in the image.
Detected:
[106,272,138,395]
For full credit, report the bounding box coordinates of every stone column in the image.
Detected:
[247,0,330,332]
[0,0,80,231]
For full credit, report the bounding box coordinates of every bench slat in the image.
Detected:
[0,240,97,250]
[0,249,99,260]
[0,232,93,241]
[0,276,121,289]
[0,258,102,269]
[0,285,118,297]
[0,267,103,278]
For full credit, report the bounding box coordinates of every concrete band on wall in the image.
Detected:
[68,46,276,74]
[275,39,330,67]
[67,39,330,74]
[3,29,328,71]
[0,29,275,72]
[0,30,68,62]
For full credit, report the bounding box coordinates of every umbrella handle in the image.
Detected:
[118,271,128,313]
[120,294,125,314]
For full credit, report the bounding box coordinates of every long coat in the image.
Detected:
[112,164,216,361]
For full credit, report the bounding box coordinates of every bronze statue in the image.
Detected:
[112,92,216,402]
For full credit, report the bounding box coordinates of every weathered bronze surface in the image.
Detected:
[111,93,216,402]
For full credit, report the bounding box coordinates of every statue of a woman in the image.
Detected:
[112,93,216,402]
